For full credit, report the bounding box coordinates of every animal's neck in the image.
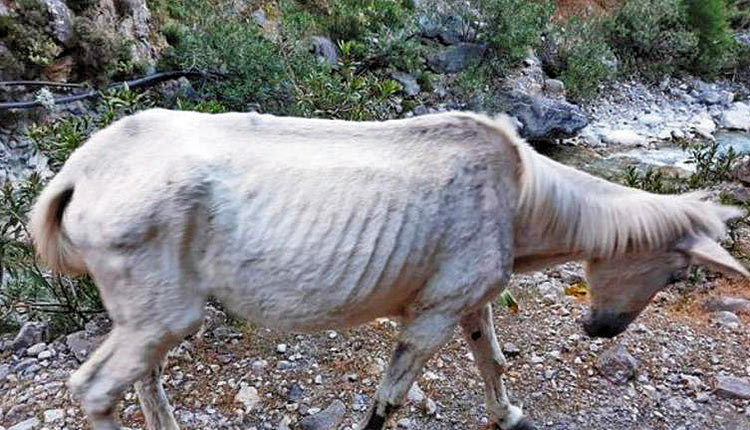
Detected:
[510,145,635,272]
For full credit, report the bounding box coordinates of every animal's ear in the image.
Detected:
[678,235,749,278]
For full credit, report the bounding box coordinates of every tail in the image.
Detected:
[29,177,87,275]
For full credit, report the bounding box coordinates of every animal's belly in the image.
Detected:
[202,173,441,330]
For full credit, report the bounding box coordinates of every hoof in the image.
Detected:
[507,417,536,430]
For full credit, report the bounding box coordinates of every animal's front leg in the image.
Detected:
[460,303,535,430]
[361,313,457,429]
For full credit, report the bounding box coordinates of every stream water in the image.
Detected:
[548,131,750,184]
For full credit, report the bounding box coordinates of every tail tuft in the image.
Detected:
[29,182,86,275]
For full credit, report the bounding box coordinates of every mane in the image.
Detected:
[483,115,739,258]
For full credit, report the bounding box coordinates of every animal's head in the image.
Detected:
[583,231,748,338]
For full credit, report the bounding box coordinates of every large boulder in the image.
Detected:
[721,102,750,131]
[418,14,474,45]
[497,91,588,141]
[427,43,487,74]
[9,322,48,352]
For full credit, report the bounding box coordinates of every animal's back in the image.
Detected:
[35,109,522,329]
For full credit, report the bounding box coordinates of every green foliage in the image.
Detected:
[726,0,750,30]
[0,174,103,335]
[686,0,738,76]
[622,165,671,193]
[324,0,415,42]
[0,2,62,75]
[553,18,617,99]
[685,141,740,187]
[27,117,92,171]
[607,0,698,76]
[161,13,288,110]
[293,42,403,120]
[477,0,554,70]
[177,98,229,113]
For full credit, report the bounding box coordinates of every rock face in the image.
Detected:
[427,43,487,74]
[596,344,638,384]
[714,375,750,399]
[419,14,473,45]
[497,91,588,141]
[298,399,346,430]
[41,0,74,47]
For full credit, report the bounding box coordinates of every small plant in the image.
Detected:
[685,141,739,187]
[622,165,669,193]
[177,98,228,113]
[28,116,92,171]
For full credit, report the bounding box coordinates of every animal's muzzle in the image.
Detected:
[582,309,640,338]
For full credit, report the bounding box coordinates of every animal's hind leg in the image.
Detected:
[68,325,184,430]
[460,303,534,430]
[360,313,457,429]
[135,357,180,430]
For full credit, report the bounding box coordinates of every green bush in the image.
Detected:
[477,0,554,70]
[552,18,617,99]
[324,0,415,42]
[686,0,738,76]
[727,0,750,30]
[163,19,289,110]
[607,0,697,76]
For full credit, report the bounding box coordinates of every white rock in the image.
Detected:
[26,343,46,356]
[8,417,40,430]
[689,113,716,136]
[234,383,260,412]
[407,383,425,403]
[38,349,54,360]
[43,408,64,423]
[277,343,287,353]
[720,102,750,131]
[601,129,647,146]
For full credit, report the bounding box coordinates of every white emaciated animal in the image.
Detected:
[31,109,747,430]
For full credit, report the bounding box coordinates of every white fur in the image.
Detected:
[29,109,746,429]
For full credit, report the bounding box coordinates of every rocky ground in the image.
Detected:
[1,262,749,430]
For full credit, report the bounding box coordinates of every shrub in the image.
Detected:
[685,141,740,187]
[477,0,555,70]
[163,19,289,111]
[551,17,617,99]
[686,0,738,76]
[607,0,697,76]
[324,0,415,42]
[727,0,750,30]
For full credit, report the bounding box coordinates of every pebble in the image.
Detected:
[277,344,287,354]
[25,343,46,357]
[234,383,260,412]
[298,399,345,430]
[43,408,64,423]
[714,375,750,400]
[8,417,40,430]
[712,311,741,329]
